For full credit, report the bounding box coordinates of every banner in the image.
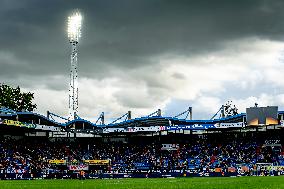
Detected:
[84,160,110,165]
[2,119,36,129]
[161,144,179,151]
[264,139,281,147]
[49,160,66,164]
[35,124,61,131]
[103,128,125,133]
[165,124,216,130]
[69,165,89,171]
[103,126,162,133]
[1,120,61,131]
[102,122,245,133]
[215,122,244,128]
[265,166,284,171]
[127,126,161,132]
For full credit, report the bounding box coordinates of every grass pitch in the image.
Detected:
[0,177,283,189]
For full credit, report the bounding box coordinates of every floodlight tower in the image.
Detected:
[67,11,82,120]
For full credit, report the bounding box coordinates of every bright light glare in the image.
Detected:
[67,11,82,42]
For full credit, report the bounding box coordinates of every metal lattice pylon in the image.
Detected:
[68,41,79,120]
[67,11,82,120]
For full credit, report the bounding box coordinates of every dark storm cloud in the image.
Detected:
[1,0,284,87]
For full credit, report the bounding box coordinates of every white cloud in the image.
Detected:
[156,38,284,118]
[23,37,284,122]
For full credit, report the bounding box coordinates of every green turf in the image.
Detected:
[0,177,283,189]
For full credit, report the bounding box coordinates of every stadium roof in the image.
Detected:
[0,108,244,128]
[1,107,283,131]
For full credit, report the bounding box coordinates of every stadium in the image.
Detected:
[0,103,284,187]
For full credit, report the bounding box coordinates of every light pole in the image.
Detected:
[67,11,82,120]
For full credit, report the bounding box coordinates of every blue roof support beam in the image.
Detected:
[174,107,192,120]
[110,111,131,125]
[47,111,69,122]
[95,112,105,125]
[211,107,223,120]
[146,109,162,117]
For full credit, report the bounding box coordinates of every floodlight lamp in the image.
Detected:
[67,11,82,43]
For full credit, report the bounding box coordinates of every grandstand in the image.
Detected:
[0,104,283,179]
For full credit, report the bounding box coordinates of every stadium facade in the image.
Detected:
[0,106,283,179]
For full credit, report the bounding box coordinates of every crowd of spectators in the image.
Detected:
[0,135,283,178]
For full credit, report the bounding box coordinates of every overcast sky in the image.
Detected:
[1,0,284,122]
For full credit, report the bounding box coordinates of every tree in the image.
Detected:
[0,83,37,112]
